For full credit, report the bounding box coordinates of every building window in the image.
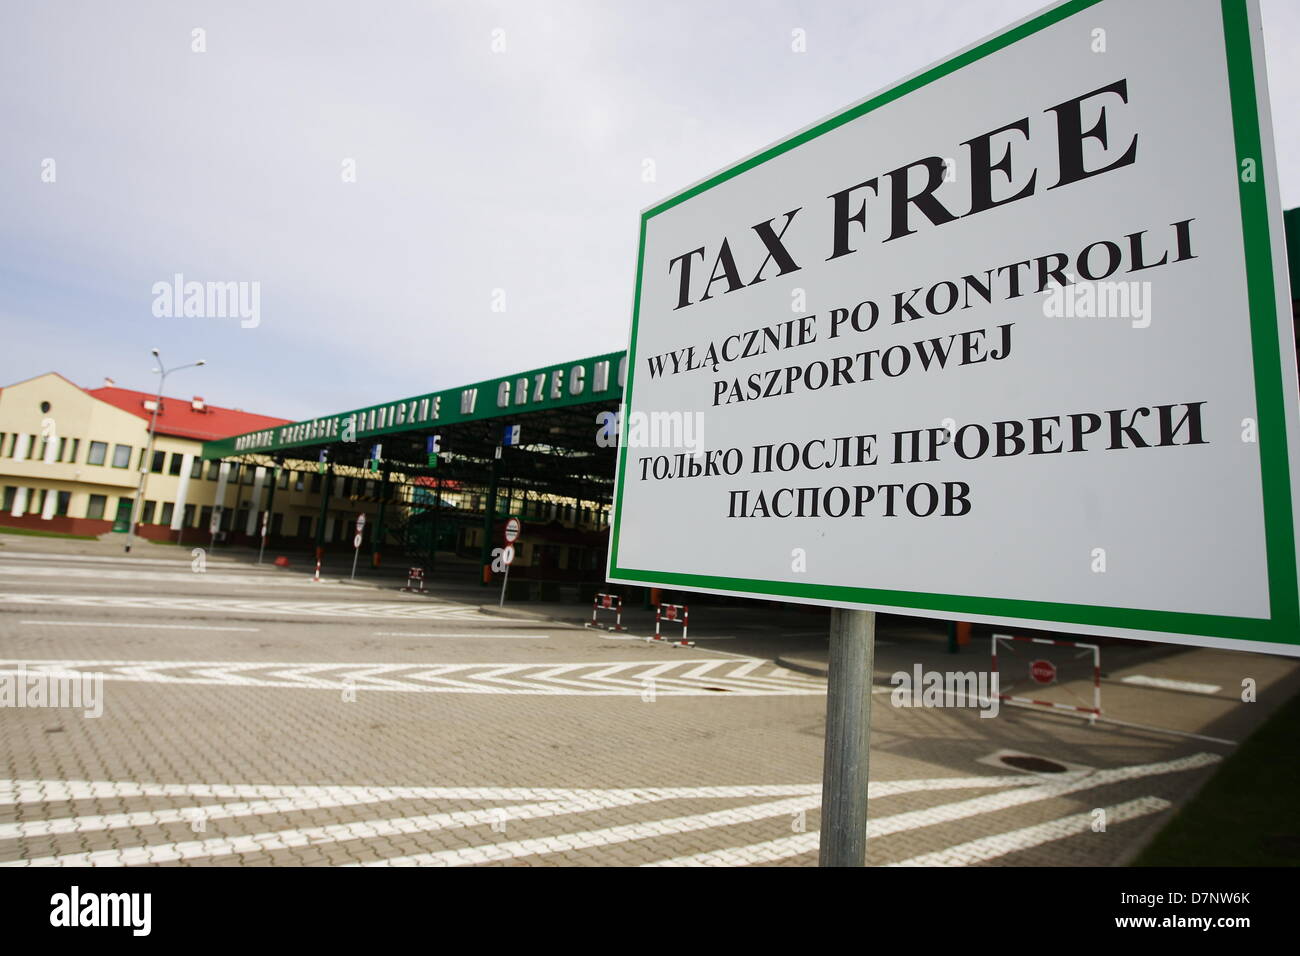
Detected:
[169,454,183,476]
[297,515,312,538]
[293,472,304,492]
[310,474,321,494]
[183,503,196,528]
[56,437,66,461]
[271,512,283,535]
[160,502,175,526]
[190,458,203,479]
[207,460,220,480]
[2,487,14,511]
[87,441,108,466]
[68,438,80,463]
[141,501,156,524]
[56,491,70,516]
[229,462,242,483]
[111,444,131,468]
[151,450,166,474]
[278,469,288,490]
[86,495,107,520]
[199,505,213,531]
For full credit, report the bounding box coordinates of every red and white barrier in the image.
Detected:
[652,603,694,647]
[991,634,1100,720]
[585,592,626,632]
[402,567,426,593]
[312,558,322,583]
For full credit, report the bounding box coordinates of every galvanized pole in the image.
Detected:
[818,608,876,867]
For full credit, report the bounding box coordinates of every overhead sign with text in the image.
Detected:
[608,0,1300,655]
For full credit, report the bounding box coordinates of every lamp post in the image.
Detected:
[123,349,205,554]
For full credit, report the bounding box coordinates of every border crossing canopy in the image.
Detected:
[608,0,1300,656]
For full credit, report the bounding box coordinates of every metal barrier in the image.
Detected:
[401,567,426,593]
[585,592,626,631]
[652,603,694,647]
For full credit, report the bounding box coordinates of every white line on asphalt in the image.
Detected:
[371,632,549,638]
[1120,674,1222,695]
[2,785,835,864]
[0,780,824,807]
[362,796,821,867]
[639,755,1217,866]
[19,620,260,633]
[887,796,1171,866]
[0,593,482,621]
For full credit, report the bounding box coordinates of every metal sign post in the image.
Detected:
[257,511,268,565]
[497,544,515,607]
[819,608,876,867]
[350,513,366,580]
[498,516,522,607]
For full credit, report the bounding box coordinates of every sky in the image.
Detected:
[2,0,1298,423]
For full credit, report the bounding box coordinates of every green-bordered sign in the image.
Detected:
[202,352,626,460]
[608,0,1300,655]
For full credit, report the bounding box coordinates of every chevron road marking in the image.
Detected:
[0,658,827,696]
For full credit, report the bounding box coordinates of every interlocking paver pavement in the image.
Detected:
[2,538,1296,866]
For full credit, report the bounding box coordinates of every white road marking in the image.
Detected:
[0,658,826,696]
[0,759,1207,867]
[0,564,348,589]
[362,795,820,867]
[19,620,260,633]
[371,632,549,639]
[0,593,486,621]
[888,796,1171,866]
[640,754,1217,866]
[0,780,823,807]
[1120,675,1222,695]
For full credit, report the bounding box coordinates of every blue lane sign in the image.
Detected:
[503,424,521,446]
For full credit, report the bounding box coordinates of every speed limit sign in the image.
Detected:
[504,516,522,544]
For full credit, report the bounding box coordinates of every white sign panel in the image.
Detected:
[608,0,1300,656]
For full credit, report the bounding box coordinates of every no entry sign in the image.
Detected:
[504,517,522,544]
[608,0,1300,656]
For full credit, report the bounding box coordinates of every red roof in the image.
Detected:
[87,386,291,442]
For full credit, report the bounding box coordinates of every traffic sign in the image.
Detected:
[353,533,362,549]
[1029,659,1057,685]
[501,544,515,566]
[504,516,522,543]
[607,0,1300,657]
[356,513,366,533]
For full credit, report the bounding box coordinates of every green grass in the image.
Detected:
[1132,688,1300,866]
[0,525,96,540]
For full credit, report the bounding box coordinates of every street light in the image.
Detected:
[123,350,206,554]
